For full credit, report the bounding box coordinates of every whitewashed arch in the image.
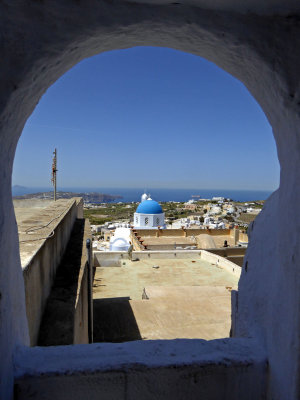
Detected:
[1,2,300,398]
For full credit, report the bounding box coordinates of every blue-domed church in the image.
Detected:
[133,193,165,229]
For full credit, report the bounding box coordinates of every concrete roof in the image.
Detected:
[93,257,239,341]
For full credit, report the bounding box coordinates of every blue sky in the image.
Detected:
[13,46,280,191]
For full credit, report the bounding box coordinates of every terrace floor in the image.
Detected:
[139,234,236,249]
[93,257,239,342]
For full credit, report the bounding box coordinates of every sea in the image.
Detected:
[12,186,276,203]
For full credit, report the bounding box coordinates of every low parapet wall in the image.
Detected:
[133,228,232,237]
[130,231,144,250]
[94,250,242,277]
[207,247,246,268]
[93,251,203,267]
[93,251,128,267]
[14,338,267,400]
[145,244,197,251]
[207,247,247,257]
[200,250,241,278]
[22,198,83,346]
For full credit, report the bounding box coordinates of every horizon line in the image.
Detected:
[12,184,277,192]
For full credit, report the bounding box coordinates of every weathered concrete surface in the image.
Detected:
[13,199,54,210]
[94,257,238,299]
[93,257,238,341]
[16,199,77,267]
[130,286,233,340]
[0,1,300,399]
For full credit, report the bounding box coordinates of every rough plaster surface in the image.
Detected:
[13,339,267,399]
[13,338,265,377]
[1,1,300,399]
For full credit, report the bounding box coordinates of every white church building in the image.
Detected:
[134,193,166,229]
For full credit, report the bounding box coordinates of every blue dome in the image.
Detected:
[136,199,163,214]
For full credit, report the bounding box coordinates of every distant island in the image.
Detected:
[13,191,122,203]
[12,185,28,190]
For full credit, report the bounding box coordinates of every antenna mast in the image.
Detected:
[51,148,57,201]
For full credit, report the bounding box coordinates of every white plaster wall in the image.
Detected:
[134,212,165,228]
[236,188,300,399]
[0,1,300,399]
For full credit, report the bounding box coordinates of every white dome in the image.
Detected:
[110,237,129,251]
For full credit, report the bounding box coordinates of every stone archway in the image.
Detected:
[1,2,300,399]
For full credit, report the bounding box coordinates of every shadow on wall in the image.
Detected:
[93,297,142,342]
[38,219,86,346]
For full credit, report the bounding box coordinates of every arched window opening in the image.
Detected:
[12,47,279,346]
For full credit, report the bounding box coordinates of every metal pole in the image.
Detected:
[86,239,93,343]
[54,148,57,201]
[51,148,57,201]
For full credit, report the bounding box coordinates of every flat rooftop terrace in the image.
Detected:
[142,235,236,248]
[93,256,239,342]
[142,236,197,246]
